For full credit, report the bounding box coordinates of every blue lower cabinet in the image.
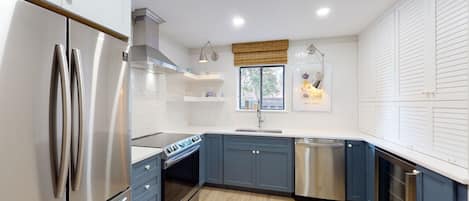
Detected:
[417,166,455,201]
[223,136,294,193]
[223,141,257,188]
[255,143,293,192]
[456,183,468,201]
[205,134,224,184]
[346,141,367,201]
[365,143,375,201]
[132,155,161,201]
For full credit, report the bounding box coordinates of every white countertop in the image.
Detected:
[153,126,469,185]
[131,146,163,164]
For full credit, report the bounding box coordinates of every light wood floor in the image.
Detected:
[193,187,295,201]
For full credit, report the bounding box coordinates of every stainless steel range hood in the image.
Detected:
[130,8,180,73]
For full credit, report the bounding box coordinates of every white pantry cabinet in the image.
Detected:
[358,0,469,169]
[41,0,131,38]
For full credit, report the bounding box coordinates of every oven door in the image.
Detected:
[162,145,200,201]
[375,148,419,201]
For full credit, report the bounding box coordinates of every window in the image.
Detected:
[239,65,285,110]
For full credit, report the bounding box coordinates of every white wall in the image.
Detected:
[130,33,189,138]
[187,36,359,130]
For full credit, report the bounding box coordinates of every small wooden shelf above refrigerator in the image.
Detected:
[183,72,224,82]
[183,96,225,102]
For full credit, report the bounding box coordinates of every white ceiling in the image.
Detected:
[132,0,397,48]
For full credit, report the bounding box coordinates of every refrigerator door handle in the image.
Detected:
[49,44,72,198]
[71,48,85,191]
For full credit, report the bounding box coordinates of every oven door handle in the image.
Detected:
[163,145,200,169]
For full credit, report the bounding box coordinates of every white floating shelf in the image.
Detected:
[183,96,225,103]
[183,72,224,82]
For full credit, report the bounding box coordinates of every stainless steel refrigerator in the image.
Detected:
[0,1,131,201]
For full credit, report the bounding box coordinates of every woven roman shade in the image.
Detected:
[232,40,289,66]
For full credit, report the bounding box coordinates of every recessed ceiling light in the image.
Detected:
[232,16,245,28]
[316,7,331,18]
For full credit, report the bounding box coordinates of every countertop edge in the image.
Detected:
[131,147,163,164]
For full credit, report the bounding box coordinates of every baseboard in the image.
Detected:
[202,183,293,197]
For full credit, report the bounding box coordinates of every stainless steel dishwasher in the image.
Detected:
[295,138,345,201]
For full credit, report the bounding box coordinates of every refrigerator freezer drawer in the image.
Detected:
[109,188,131,201]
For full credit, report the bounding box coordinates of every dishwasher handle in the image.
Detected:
[295,142,344,148]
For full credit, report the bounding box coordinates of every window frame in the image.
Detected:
[238,65,285,111]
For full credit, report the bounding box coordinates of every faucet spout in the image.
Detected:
[256,102,264,129]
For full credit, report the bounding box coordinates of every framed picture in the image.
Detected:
[292,63,332,112]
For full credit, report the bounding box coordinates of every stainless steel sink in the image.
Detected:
[235,129,283,134]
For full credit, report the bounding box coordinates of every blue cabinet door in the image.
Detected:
[456,183,468,201]
[366,143,375,201]
[205,134,223,184]
[255,138,294,193]
[223,139,257,188]
[346,141,367,201]
[417,166,455,201]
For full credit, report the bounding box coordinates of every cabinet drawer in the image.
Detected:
[132,156,160,186]
[134,188,160,201]
[133,176,159,201]
[224,135,291,147]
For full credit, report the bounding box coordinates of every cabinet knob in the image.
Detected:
[144,184,150,190]
[348,144,352,148]
[144,165,151,170]
[256,150,260,154]
[252,150,256,154]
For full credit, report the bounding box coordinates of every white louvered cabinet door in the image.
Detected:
[374,13,397,100]
[398,102,433,152]
[432,0,469,101]
[431,101,469,168]
[358,28,377,101]
[375,103,399,142]
[397,0,436,101]
[397,0,426,100]
[359,102,376,135]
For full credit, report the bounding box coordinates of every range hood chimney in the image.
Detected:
[130,8,180,73]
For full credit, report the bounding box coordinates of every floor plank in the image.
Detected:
[193,187,295,201]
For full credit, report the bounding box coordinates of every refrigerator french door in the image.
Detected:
[0,1,130,201]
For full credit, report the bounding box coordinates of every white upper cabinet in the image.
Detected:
[43,0,131,38]
[396,0,432,100]
[374,13,396,100]
[358,29,377,101]
[433,0,469,101]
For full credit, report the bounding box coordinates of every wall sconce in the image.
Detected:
[306,43,325,89]
[199,41,219,63]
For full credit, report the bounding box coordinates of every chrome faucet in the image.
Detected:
[256,102,264,129]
